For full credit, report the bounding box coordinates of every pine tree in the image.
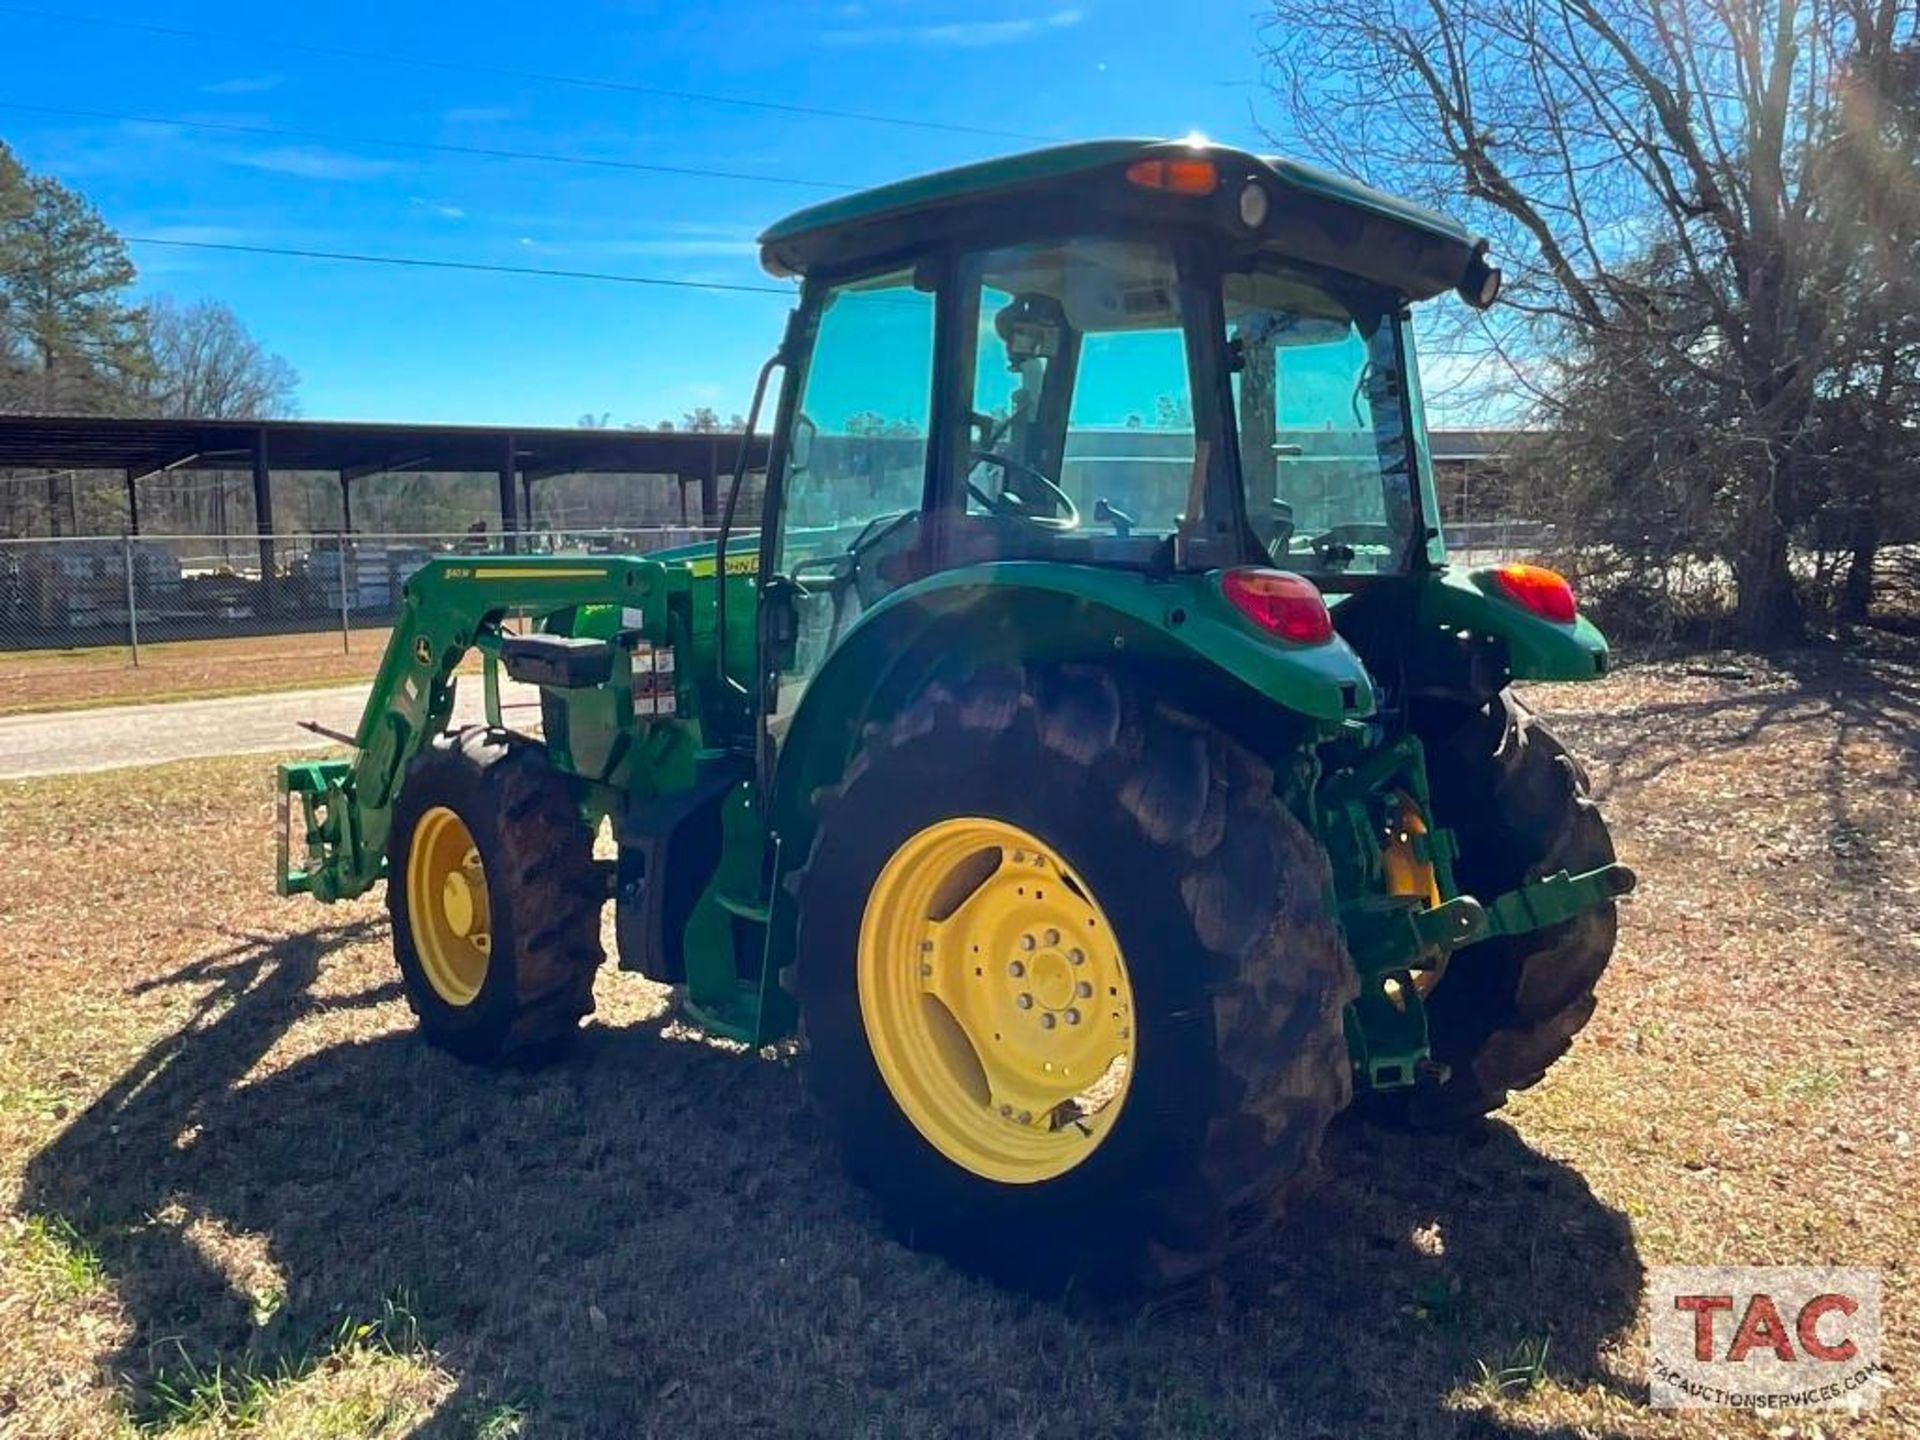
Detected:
[0,142,33,402]
[1,172,150,413]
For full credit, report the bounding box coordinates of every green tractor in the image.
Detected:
[278,139,1633,1289]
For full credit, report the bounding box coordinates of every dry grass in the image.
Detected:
[0,631,402,715]
[0,648,1914,1438]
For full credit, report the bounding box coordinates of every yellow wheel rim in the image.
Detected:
[405,805,493,1007]
[857,817,1137,1184]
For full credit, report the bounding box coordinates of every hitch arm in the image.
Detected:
[1483,862,1637,938]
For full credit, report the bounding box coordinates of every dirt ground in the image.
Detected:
[0,647,1913,1438]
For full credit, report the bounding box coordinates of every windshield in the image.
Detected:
[1226,263,1427,576]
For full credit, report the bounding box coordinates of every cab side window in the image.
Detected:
[769,269,936,728]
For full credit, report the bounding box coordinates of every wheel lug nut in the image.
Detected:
[1016,994,1034,1010]
[1000,1104,1013,1117]
[1075,980,1093,998]
[1044,928,1060,946]
[1040,1013,1057,1030]
[920,939,933,953]
[1065,1008,1081,1025]
[1018,1111,1032,1125]
[1018,935,1036,952]
[1069,948,1085,965]
[1008,960,1025,978]
[1012,850,1026,863]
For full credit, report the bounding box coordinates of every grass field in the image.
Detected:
[0,649,1913,1438]
[0,631,397,715]
[0,629,502,717]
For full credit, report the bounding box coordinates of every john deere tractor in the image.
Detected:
[278,139,1633,1288]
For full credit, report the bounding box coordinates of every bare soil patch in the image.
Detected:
[0,650,1913,1437]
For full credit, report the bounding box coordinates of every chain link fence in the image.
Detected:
[0,520,1556,714]
[0,527,716,713]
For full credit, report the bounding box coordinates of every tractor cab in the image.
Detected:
[735,140,1530,746]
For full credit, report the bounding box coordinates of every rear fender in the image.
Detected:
[1420,569,1611,682]
[766,561,1373,886]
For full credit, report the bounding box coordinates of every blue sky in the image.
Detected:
[0,1,1282,427]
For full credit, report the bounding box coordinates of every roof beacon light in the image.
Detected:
[1220,568,1334,644]
[1125,157,1219,196]
[1492,563,1578,623]
[1459,246,1504,309]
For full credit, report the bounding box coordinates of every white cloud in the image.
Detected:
[589,237,756,258]
[505,222,756,260]
[130,223,260,245]
[823,7,1082,47]
[408,197,468,220]
[231,146,403,181]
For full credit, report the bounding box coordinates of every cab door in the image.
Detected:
[760,266,939,745]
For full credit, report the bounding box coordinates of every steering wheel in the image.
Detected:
[966,450,1081,530]
[1307,522,1401,569]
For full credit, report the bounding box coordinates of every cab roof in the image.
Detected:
[758,138,1488,304]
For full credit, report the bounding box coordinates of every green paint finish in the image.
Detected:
[763,560,1374,880]
[853,560,1378,721]
[760,139,1476,281]
[762,140,1156,249]
[680,771,775,1044]
[1420,568,1612,681]
[1485,863,1637,936]
[277,550,752,904]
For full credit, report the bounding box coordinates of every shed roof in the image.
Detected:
[0,414,763,483]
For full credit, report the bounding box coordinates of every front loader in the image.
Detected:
[278,139,1633,1289]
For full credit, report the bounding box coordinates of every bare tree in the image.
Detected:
[144,296,299,419]
[1263,0,1919,644]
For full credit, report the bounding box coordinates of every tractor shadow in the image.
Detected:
[23,926,1643,1439]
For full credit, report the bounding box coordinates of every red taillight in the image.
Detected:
[1492,563,1577,623]
[1220,569,1333,644]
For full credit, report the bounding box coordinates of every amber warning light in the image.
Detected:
[1125,158,1219,196]
[1492,563,1578,623]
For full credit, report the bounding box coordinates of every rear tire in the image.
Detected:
[793,664,1357,1291]
[388,727,602,1064]
[1409,692,1620,1126]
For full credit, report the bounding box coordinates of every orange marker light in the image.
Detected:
[1125,158,1219,196]
[1492,563,1577,623]
[1220,569,1333,644]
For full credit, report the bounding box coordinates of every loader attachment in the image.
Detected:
[277,757,362,900]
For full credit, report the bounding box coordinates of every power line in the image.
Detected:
[125,234,798,295]
[0,101,856,191]
[0,4,1054,143]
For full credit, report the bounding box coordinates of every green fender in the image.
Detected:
[1420,568,1612,681]
[765,559,1374,875]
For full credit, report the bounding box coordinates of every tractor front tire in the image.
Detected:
[387,727,602,1064]
[793,665,1357,1291]
[1411,692,1620,1125]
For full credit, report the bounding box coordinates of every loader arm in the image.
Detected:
[278,550,754,903]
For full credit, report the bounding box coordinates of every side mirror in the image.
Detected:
[790,413,817,475]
